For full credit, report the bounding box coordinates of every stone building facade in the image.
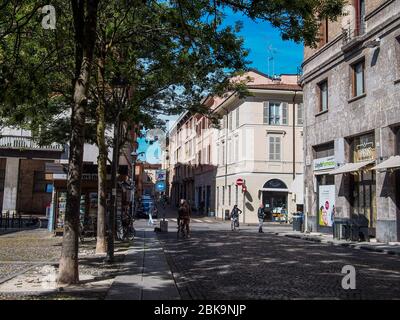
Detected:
[214,71,303,224]
[301,0,400,241]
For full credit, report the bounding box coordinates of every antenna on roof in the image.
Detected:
[267,44,277,77]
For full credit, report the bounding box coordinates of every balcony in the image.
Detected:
[0,135,64,152]
[341,21,366,52]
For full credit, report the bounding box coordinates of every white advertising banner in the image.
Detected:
[318,185,335,227]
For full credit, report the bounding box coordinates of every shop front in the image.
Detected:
[330,132,377,238]
[313,143,336,233]
[46,163,129,235]
[261,179,289,222]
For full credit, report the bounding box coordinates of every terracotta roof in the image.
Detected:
[247,83,302,91]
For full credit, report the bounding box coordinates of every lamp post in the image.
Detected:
[106,75,129,263]
[130,151,145,218]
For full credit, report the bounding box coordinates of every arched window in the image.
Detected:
[263,179,287,189]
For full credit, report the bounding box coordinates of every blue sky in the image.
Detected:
[223,8,304,75]
[139,10,304,160]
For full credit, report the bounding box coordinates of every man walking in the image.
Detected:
[258,203,265,233]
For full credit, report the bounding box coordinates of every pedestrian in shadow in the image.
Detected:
[258,204,265,233]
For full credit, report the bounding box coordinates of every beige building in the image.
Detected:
[166,69,304,222]
[214,70,304,223]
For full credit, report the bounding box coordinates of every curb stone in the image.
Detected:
[277,232,400,256]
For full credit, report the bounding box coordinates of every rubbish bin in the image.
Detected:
[292,214,303,231]
[224,209,230,221]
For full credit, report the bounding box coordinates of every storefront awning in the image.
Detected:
[314,170,333,176]
[372,155,400,171]
[329,160,375,175]
[259,188,290,193]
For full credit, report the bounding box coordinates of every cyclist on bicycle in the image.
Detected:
[230,205,242,231]
[177,199,191,237]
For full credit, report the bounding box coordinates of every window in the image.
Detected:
[235,185,238,205]
[217,187,219,207]
[207,145,211,164]
[228,112,232,130]
[234,136,239,162]
[352,60,365,97]
[264,102,288,125]
[269,136,281,161]
[297,103,304,125]
[355,0,366,36]
[318,80,328,112]
[318,18,329,47]
[235,108,239,128]
[314,142,334,159]
[228,186,231,206]
[33,171,47,193]
[222,186,225,205]
[0,169,5,192]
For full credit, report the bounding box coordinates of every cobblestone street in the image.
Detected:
[157,221,400,300]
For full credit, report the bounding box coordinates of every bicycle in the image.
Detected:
[231,215,240,231]
[117,215,136,241]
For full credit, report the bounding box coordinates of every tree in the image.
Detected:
[57,0,99,285]
[0,0,346,284]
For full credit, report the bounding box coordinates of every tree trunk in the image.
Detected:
[58,0,99,285]
[95,52,107,254]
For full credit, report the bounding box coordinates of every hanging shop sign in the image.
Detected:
[313,156,336,171]
[318,185,335,227]
[353,133,375,163]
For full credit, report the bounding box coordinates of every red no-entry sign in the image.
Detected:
[236,178,244,186]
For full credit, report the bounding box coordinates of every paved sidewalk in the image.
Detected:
[268,227,400,256]
[106,226,180,300]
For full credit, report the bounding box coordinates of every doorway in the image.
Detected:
[263,192,288,221]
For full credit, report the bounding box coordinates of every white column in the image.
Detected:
[2,158,20,214]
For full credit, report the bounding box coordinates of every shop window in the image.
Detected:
[351,132,375,163]
[352,60,365,97]
[33,171,47,193]
[318,80,328,112]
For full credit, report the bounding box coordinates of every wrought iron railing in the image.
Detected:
[342,20,366,45]
[0,135,64,151]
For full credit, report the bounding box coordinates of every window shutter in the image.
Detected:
[269,136,274,160]
[263,101,269,124]
[282,102,288,125]
[276,137,281,160]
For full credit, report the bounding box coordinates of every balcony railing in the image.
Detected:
[342,20,366,45]
[0,135,64,151]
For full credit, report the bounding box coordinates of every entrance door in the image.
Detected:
[263,192,288,221]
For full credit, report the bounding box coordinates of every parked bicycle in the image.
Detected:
[117,212,136,241]
[79,216,97,243]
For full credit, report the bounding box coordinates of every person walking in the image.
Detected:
[257,203,265,233]
[147,202,155,226]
